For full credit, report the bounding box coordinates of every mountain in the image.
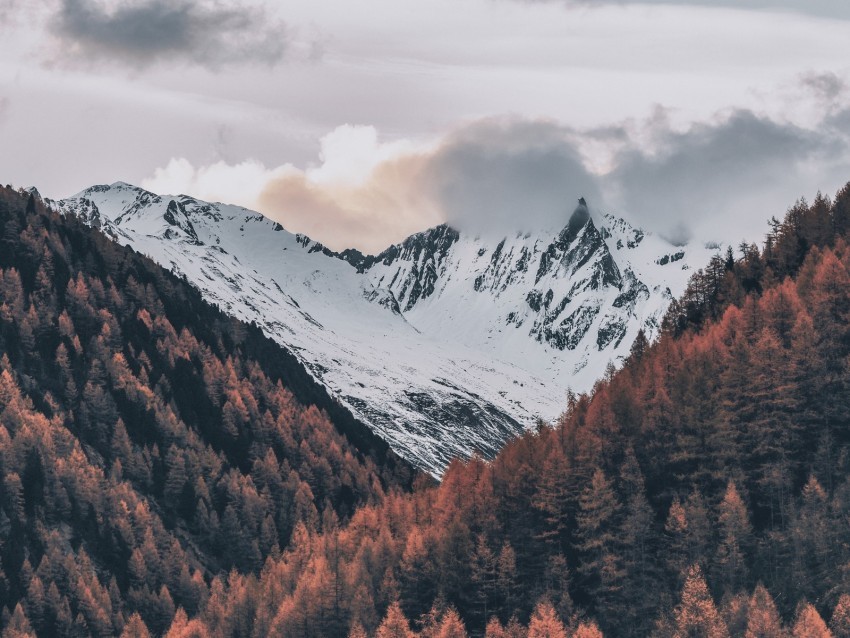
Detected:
[5,176,849,638]
[53,183,717,474]
[78,181,847,638]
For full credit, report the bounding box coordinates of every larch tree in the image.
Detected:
[683,490,712,571]
[120,613,152,638]
[664,497,691,587]
[1,603,35,638]
[792,604,832,638]
[618,449,657,633]
[497,542,519,618]
[532,444,571,552]
[485,617,507,638]
[671,565,729,638]
[744,583,786,638]
[376,601,415,638]
[575,469,624,622]
[721,592,749,638]
[471,534,498,625]
[573,620,604,638]
[348,622,368,638]
[436,607,469,638]
[791,477,832,601]
[830,595,850,638]
[714,481,752,595]
[526,600,567,638]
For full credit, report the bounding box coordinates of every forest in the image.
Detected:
[0,186,410,637]
[3,181,850,637]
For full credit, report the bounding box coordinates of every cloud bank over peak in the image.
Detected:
[422,119,603,237]
[144,103,850,253]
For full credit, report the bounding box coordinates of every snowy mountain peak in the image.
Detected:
[53,183,719,475]
[568,196,591,233]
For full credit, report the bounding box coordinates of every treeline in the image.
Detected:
[664,184,850,335]
[0,186,412,637]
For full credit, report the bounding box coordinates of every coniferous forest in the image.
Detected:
[4,181,850,637]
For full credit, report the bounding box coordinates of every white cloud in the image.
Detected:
[144,157,286,211]
[142,125,440,253]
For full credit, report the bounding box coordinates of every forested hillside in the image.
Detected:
[4,180,850,638]
[0,186,412,637]
[132,182,850,638]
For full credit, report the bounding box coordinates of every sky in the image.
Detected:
[0,0,849,252]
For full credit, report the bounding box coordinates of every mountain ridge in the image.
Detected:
[52,181,719,474]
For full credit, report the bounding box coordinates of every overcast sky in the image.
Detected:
[0,0,849,251]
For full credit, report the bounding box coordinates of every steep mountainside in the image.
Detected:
[0,185,412,637]
[54,183,716,473]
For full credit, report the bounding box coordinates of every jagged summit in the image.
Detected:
[564,196,592,240]
[52,182,718,474]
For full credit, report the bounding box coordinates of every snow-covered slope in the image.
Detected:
[54,184,717,475]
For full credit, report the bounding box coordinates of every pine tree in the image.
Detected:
[532,445,571,552]
[792,603,832,638]
[436,608,468,638]
[25,574,46,633]
[721,591,749,638]
[714,481,752,595]
[791,477,833,601]
[526,600,567,638]
[745,583,786,638]
[471,535,498,624]
[830,595,850,638]
[376,602,415,638]
[573,620,604,638]
[348,622,369,638]
[618,449,657,633]
[2,603,35,638]
[671,565,729,638]
[399,527,437,622]
[163,445,187,506]
[542,553,572,622]
[497,542,519,618]
[485,617,507,638]
[664,497,691,586]
[120,613,152,638]
[575,469,624,621]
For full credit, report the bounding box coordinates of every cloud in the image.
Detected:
[144,126,441,253]
[143,105,850,253]
[800,71,847,107]
[421,118,602,236]
[0,0,15,19]
[48,0,288,69]
[607,110,846,244]
[144,119,602,252]
[514,0,850,20]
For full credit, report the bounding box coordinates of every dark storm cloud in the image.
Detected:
[416,109,849,245]
[49,0,288,69]
[608,110,848,244]
[421,118,603,236]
